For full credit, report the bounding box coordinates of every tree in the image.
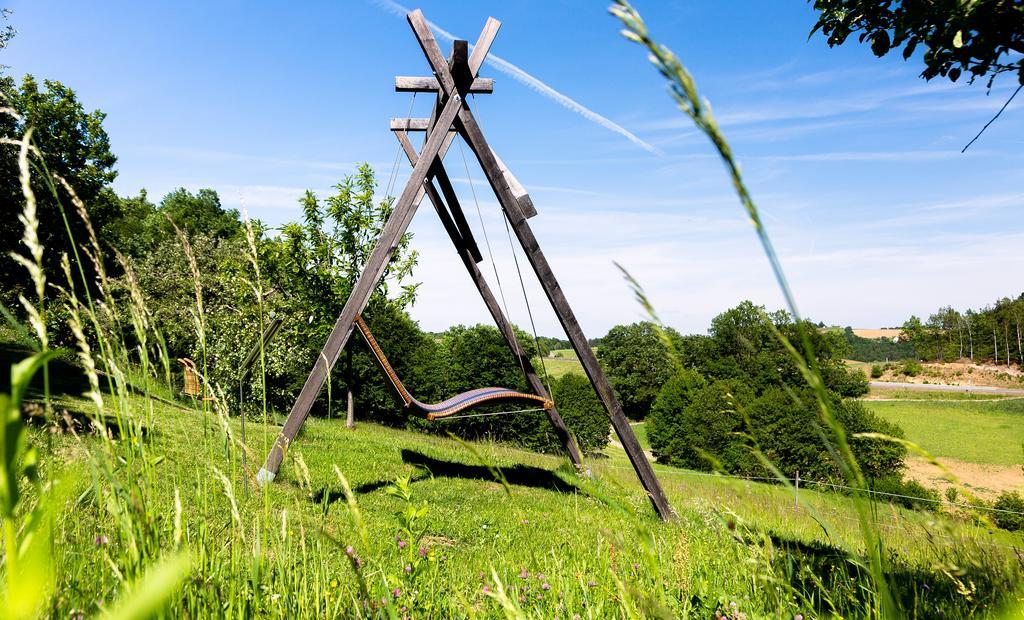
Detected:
[269,164,418,428]
[0,9,14,62]
[810,0,1024,87]
[597,321,682,420]
[155,188,240,243]
[1,75,117,312]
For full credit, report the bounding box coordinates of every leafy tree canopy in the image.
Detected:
[811,0,1024,86]
[1,75,117,308]
[597,321,683,420]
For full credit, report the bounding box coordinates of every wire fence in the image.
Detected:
[596,462,1024,552]
[597,462,1024,517]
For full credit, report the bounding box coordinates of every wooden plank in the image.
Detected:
[491,150,538,219]
[391,118,434,132]
[239,317,283,381]
[430,161,483,264]
[257,92,463,484]
[396,134,583,469]
[468,17,501,75]
[456,105,676,521]
[407,10,455,95]
[395,76,493,93]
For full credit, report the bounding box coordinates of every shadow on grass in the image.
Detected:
[766,532,1012,617]
[310,448,580,505]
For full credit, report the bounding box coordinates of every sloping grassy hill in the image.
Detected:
[37,391,1024,618]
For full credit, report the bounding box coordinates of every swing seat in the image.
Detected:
[354,315,552,420]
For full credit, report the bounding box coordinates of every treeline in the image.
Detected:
[902,296,1024,366]
[595,306,908,484]
[838,327,916,362]
[0,75,609,455]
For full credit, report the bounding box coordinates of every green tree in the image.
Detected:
[547,373,610,453]
[810,0,1024,86]
[597,321,681,420]
[1,75,117,311]
[153,188,240,243]
[269,164,418,427]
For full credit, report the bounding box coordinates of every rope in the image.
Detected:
[434,407,549,421]
[502,200,554,402]
[468,93,553,402]
[458,135,525,381]
[384,92,417,199]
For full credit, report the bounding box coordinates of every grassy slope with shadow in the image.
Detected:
[36,390,1024,617]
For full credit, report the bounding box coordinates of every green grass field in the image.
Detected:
[537,349,585,380]
[864,398,1024,466]
[25,385,1023,617]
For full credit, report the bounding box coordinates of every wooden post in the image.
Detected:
[256,92,463,484]
[404,10,674,520]
[794,470,800,510]
[393,130,585,471]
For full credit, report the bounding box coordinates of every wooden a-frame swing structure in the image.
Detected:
[257,9,675,521]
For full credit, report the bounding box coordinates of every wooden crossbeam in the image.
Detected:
[396,76,494,93]
[390,117,536,219]
[405,9,674,520]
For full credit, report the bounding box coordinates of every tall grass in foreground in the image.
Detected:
[608,0,1023,616]
[0,15,1022,619]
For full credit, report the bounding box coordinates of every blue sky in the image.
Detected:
[5,1,1023,337]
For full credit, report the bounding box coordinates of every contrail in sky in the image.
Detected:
[371,0,662,155]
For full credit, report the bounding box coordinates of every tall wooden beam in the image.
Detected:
[257,92,463,483]
[394,131,584,470]
[405,10,675,520]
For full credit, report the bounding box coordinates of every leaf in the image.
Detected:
[903,37,918,60]
[870,30,891,57]
[953,30,963,48]
[102,551,192,620]
[949,67,962,82]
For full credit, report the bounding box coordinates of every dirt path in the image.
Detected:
[870,381,1024,396]
[905,456,1023,499]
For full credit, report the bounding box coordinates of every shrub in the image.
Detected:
[597,321,682,420]
[870,364,884,379]
[945,487,959,504]
[546,373,610,454]
[871,476,939,511]
[901,359,922,377]
[650,378,907,482]
[647,373,750,470]
[992,491,1024,531]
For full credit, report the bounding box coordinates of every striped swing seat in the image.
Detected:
[353,315,552,420]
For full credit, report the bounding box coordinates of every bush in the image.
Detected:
[870,364,884,379]
[649,379,907,482]
[547,373,610,454]
[647,373,750,470]
[992,491,1024,531]
[597,322,681,420]
[870,476,939,511]
[901,359,922,377]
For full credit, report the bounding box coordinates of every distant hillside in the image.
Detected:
[825,326,916,362]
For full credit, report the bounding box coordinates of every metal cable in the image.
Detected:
[457,134,525,381]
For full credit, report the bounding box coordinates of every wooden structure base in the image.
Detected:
[257,9,675,521]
